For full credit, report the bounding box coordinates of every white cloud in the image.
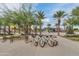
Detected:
[49,3,79,17]
[46,3,79,28]
[42,18,50,23]
[42,18,57,28]
[0,3,39,11]
[0,3,20,10]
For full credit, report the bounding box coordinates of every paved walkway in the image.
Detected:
[0,33,79,56]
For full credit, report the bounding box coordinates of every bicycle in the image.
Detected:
[39,35,46,48]
[47,35,54,47]
[32,35,38,46]
[50,35,58,46]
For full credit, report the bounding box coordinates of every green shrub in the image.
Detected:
[64,34,79,37]
[71,38,79,41]
[74,28,78,30]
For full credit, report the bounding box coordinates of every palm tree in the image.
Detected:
[0,18,3,34]
[2,19,7,35]
[72,7,79,25]
[11,11,22,34]
[36,10,45,35]
[55,23,58,32]
[13,3,36,42]
[65,17,75,34]
[4,14,12,35]
[63,20,67,32]
[0,5,15,35]
[53,10,66,36]
[72,7,79,17]
[0,17,7,35]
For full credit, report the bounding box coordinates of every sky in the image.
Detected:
[0,3,79,28]
[35,3,79,28]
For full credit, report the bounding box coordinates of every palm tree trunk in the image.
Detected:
[35,25,37,35]
[8,26,10,35]
[48,27,50,33]
[57,25,60,36]
[28,24,31,35]
[24,24,28,41]
[18,24,21,34]
[18,26,20,34]
[0,25,1,35]
[64,25,66,32]
[57,19,60,36]
[39,24,42,35]
[4,25,6,35]
[14,27,16,34]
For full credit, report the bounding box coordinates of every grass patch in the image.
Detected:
[63,34,79,41]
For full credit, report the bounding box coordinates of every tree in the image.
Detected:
[65,17,76,34]
[0,18,3,34]
[10,10,23,34]
[0,4,16,35]
[72,7,79,25]
[20,4,36,42]
[3,12,12,35]
[36,10,45,35]
[53,10,66,36]
[63,20,67,32]
[72,7,79,17]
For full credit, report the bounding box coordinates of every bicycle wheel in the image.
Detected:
[34,41,38,46]
[48,40,54,47]
[39,39,45,48]
[33,38,38,46]
[53,40,58,46]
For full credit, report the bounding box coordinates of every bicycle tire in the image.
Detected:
[34,42,38,46]
[48,40,54,47]
[53,40,58,46]
[39,40,45,48]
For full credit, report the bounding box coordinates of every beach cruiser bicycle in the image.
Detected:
[31,34,58,48]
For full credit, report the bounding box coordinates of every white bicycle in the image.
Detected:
[39,35,46,48]
[47,35,54,47]
[32,35,38,46]
[32,35,58,47]
[49,35,58,46]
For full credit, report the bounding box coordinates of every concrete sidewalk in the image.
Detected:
[0,34,79,56]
